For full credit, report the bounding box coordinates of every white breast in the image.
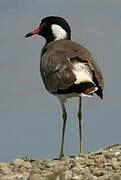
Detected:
[73,62,93,84]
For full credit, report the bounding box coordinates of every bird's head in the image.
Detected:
[25,16,71,43]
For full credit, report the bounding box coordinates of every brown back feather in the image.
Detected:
[41,40,104,98]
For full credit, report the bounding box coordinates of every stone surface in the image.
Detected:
[13,159,25,167]
[0,144,121,179]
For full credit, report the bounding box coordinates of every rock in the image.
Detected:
[53,164,68,173]
[30,167,41,174]
[0,162,13,175]
[104,152,114,159]
[19,166,30,173]
[0,173,29,180]
[111,175,121,180]
[13,159,25,167]
[81,167,90,176]
[86,159,95,166]
[72,175,84,180]
[111,158,120,170]
[28,173,46,180]
[118,156,121,161]
[97,174,112,180]
[59,170,72,179]
[114,151,120,157]
[93,168,106,177]
[71,166,80,175]
[0,166,12,174]
[94,158,105,168]
[1,144,121,179]
[22,161,32,169]
[45,160,57,168]
[0,162,10,168]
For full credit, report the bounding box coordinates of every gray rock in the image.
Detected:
[53,164,68,173]
[0,166,12,174]
[97,174,112,180]
[59,170,72,180]
[13,159,25,167]
[22,161,32,169]
[88,175,98,180]
[45,160,57,168]
[71,166,80,175]
[28,173,46,180]
[80,167,90,176]
[0,173,29,180]
[72,175,85,180]
[111,158,120,170]
[93,168,106,177]
[86,159,95,166]
[111,175,121,180]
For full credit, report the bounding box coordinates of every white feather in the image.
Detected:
[51,24,67,40]
[73,62,93,84]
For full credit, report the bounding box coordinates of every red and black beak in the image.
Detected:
[25,28,41,38]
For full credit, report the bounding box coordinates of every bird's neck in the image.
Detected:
[46,35,70,44]
[46,24,71,44]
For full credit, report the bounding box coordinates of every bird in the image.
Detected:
[25,16,104,159]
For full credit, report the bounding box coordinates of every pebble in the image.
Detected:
[45,160,57,168]
[59,170,72,179]
[94,158,105,168]
[111,175,121,180]
[13,159,25,167]
[0,166,12,174]
[22,161,32,169]
[0,144,121,179]
[28,173,46,180]
[93,168,105,177]
[0,162,10,168]
[81,167,90,176]
[114,151,120,157]
[71,166,80,175]
[86,159,95,166]
[72,175,82,180]
[118,156,121,161]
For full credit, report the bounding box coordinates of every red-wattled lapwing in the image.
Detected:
[25,16,104,159]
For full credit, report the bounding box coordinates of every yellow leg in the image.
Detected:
[59,102,67,159]
[78,97,83,155]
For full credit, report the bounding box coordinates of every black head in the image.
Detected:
[25,16,71,43]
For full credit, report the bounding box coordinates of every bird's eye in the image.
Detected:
[40,22,51,29]
[39,22,46,29]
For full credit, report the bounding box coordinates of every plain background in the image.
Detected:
[0,0,121,161]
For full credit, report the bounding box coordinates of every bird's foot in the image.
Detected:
[79,144,84,156]
[59,152,64,160]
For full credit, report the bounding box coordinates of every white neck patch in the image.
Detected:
[51,24,67,40]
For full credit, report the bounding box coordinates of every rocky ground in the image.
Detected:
[1,144,121,180]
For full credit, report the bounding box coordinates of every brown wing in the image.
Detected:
[40,49,76,94]
[70,44,104,93]
[40,39,104,98]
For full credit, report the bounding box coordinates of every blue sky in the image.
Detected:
[0,0,121,161]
